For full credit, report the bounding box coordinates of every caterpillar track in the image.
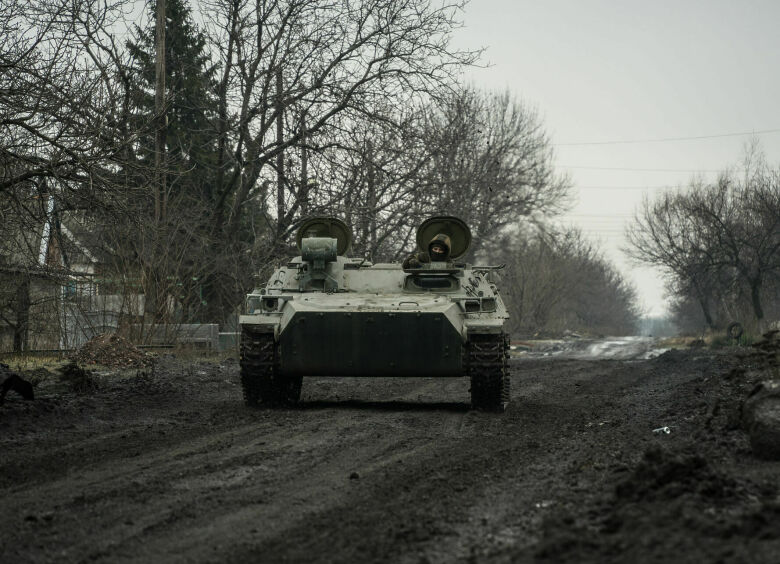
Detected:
[466,333,510,411]
[240,326,301,407]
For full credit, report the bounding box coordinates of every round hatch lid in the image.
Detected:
[296,217,352,256]
[416,216,471,260]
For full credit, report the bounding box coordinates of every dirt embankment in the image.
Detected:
[1,344,779,563]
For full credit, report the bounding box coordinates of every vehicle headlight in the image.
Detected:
[246,296,261,313]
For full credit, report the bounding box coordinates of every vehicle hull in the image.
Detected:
[277,310,462,377]
[238,215,510,409]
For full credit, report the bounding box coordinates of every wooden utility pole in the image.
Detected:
[300,112,308,216]
[154,0,167,223]
[366,140,377,256]
[276,68,285,234]
[148,0,167,323]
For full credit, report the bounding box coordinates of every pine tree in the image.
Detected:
[127,0,218,203]
[123,0,227,324]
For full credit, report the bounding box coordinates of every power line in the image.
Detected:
[554,221,634,228]
[555,128,780,147]
[576,185,677,191]
[554,225,632,229]
[563,214,633,219]
[560,165,726,172]
[570,217,633,220]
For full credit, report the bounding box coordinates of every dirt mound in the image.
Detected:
[753,329,780,348]
[751,330,780,368]
[614,445,739,502]
[536,445,780,563]
[651,348,689,363]
[743,381,780,459]
[69,333,152,368]
[59,362,101,393]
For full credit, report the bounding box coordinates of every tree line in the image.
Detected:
[1,0,639,346]
[492,226,639,337]
[628,144,780,334]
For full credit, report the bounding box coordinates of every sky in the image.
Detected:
[452,0,780,316]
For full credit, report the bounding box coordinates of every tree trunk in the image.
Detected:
[214,0,237,204]
[13,275,30,353]
[692,279,716,331]
[697,296,716,331]
[750,279,765,331]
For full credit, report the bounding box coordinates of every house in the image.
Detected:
[0,193,144,352]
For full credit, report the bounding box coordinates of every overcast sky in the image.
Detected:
[453,0,780,316]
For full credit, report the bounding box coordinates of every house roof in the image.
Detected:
[0,192,106,275]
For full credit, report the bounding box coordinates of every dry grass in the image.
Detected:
[1,354,67,372]
[658,332,755,349]
[656,336,702,348]
[160,344,238,363]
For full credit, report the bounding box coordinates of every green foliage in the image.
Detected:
[708,335,731,349]
[709,332,755,349]
[736,332,756,347]
[126,0,219,202]
[122,0,249,324]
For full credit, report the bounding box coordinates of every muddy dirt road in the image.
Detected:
[2,348,779,563]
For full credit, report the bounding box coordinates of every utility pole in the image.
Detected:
[149,0,167,324]
[366,140,376,258]
[300,112,308,217]
[276,68,285,235]
[154,0,167,223]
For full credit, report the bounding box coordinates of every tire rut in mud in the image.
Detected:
[2,351,779,563]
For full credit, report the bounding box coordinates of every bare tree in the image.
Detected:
[419,87,570,253]
[0,0,146,200]
[3,0,581,343]
[686,169,780,328]
[626,185,721,330]
[499,227,638,336]
[294,87,571,262]
[627,147,780,332]
[297,105,432,260]
[202,0,478,247]
[0,0,149,349]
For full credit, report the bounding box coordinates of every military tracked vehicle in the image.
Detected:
[238,216,510,410]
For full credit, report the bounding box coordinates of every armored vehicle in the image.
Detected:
[238,216,510,410]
